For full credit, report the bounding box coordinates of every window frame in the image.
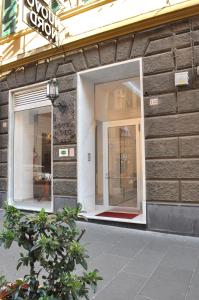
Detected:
[8,82,54,213]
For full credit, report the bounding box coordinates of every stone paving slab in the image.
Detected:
[1,209,199,299]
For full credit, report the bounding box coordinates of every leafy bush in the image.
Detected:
[0,204,102,299]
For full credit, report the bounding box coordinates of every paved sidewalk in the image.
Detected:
[1,210,199,300]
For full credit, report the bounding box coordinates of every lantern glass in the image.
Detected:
[47,79,59,100]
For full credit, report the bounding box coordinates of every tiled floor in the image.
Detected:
[1,209,199,300]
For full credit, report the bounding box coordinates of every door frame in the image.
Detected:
[77,58,146,222]
[102,118,141,210]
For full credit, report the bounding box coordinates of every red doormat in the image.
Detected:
[96,211,139,219]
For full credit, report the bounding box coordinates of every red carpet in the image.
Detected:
[96,211,139,219]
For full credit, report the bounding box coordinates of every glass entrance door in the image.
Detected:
[103,120,140,210]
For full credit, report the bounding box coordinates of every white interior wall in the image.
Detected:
[14,111,34,201]
[77,77,95,212]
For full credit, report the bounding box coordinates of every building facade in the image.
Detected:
[1,0,199,235]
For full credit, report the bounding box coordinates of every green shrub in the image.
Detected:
[0,204,102,299]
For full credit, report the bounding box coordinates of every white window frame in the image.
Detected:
[8,81,54,213]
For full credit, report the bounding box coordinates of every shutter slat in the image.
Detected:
[14,87,51,111]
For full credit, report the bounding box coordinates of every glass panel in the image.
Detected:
[108,125,137,207]
[14,106,52,210]
[95,78,140,122]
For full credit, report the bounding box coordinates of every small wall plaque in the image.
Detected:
[175,72,189,86]
[149,98,159,106]
[59,149,68,157]
[69,148,75,157]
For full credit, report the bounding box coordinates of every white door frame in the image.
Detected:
[102,118,141,210]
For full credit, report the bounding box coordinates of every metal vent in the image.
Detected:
[14,87,51,111]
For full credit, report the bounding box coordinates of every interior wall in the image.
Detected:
[14,111,34,201]
[77,77,95,212]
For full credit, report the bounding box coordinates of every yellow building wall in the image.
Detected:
[0,0,198,73]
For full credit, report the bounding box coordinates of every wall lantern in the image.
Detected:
[46,78,66,111]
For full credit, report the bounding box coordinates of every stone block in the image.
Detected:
[147,158,199,180]
[192,16,199,29]
[36,63,48,82]
[146,180,179,201]
[145,112,199,138]
[53,179,77,196]
[0,134,8,149]
[192,30,199,44]
[0,91,9,105]
[0,105,8,120]
[146,37,172,55]
[131,33,148,57]
[0,178,7,191]
[174,32,191,48]
[178,112,199,136]
[147,203,199,235]
[53,162,77,178]
[6,72,17,89]
[179,136,199,157]
[24,63,36,84]
[145,115,177,138]
[145,137,178,158]
[0,79,8,92]
[181,181,199,202]
[144,52,174,75]
[175,47,192,69]
[144,93,176,116]
[99,40,116,65]
[15,69,25,87]
[144,72,175,96]
[194,45,199,65]
[57,75,77,92]
[45,57,64,79]
[56,62,75,76]
[172,20,190,33]
[0,120,8,134]
[54,196,77,211]
[53,91,76,144]
[0,163,7,177]
[146,160,178,179]
[53,145,77,161]
[177,89,199,113]
[116,35,133,61]
[179,159,199,179]
[65,50,87,71]
[0,191,7,208]
[84,45,100,68]
[0,149,7,163]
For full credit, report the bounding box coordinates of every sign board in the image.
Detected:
[23,0,61,46]
[59,149,68,157]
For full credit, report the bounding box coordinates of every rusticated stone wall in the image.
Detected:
[1,16,199,232]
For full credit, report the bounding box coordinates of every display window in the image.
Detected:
[8,84,53,212]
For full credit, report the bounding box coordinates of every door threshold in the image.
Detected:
[82,209,146,224]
